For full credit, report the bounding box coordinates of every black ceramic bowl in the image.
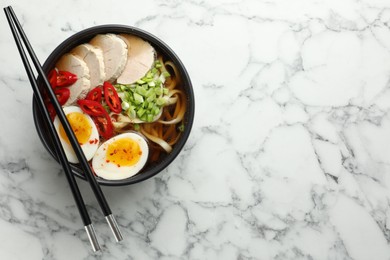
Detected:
[33,25,194,186]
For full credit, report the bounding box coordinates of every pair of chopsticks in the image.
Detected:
[4,6,122,252]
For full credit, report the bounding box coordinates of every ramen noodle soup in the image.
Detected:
[48,33,187,180]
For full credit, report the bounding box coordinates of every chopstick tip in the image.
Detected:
[85,224,101,252]
[105,214,123,242]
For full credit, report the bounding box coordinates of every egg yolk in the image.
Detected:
[106,138,142,167]
[59,112,92,145]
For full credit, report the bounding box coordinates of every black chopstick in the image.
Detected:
[3,7,101,252]
[4,5,122,246]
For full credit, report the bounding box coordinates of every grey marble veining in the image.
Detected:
[1,0,390,259]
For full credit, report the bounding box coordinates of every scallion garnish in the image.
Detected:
[114,60,172,123]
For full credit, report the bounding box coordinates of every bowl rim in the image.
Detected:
[32,24,195,186]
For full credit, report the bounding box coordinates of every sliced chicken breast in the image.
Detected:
[71,43,105,88]
[117,34,156,84]
[90,34,127,82]
[56,53,91,106]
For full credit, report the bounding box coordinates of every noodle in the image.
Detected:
[158,90,186,125]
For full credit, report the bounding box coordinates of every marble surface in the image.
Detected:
[1,0,390,259]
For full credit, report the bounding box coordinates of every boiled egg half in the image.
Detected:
[54,106,100,163]
[92,132,149,180]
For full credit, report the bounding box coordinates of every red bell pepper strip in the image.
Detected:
[57,71,78,87]
[77,99,106,116]
[86,87,103,103]
[54,88,70,106]
[93,111,114,139]
[103,81,122,113]
[48,69,57,89]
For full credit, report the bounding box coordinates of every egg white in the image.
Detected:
[54,106,100,163]
[92,132,149,180]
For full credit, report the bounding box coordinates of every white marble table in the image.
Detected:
[1,0,390,259]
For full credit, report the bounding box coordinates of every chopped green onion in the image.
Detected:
[162,71,171,78]
[121,101,130,110]
[155,87,162,96]
[178,123,185,132]
[145,88,154,98]
[146,71,154,78]
[147,94,156,102]
[115,84,126,92]
[134,123,140,131]
[137,107,145,118]
[140,114,147,121]
[113,63,173,122]
[136,85,147,96]
[146,114,154,122]
[133,93,144,104]
[156,97,166,106]
[152,106,160,115]
[127,106,136,118]
[117,92,125,100]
